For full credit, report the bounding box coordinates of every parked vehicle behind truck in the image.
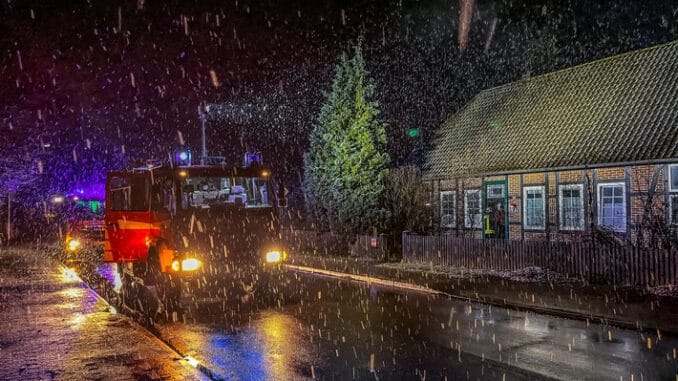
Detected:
[51,194,106,265]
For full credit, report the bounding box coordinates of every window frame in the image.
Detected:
[151,177,177,215]
[669,164,678,225]
[558,184,585,231]
[669,164,678,192]
[486,184,505,199]
[439,190,456,229]
[464,189,482,229]
[523,185,546,230]
[670,194,678,226]
[108,175,150,212]
[597,182,626,233]
[179,176,273,210]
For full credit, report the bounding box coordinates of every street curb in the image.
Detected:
[284,263,676,336]
[284,264,450,296]
[58,264,223,381]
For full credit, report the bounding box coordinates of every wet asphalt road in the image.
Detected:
[91,263,678,381]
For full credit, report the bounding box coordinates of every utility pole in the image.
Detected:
[199,105,208,165]
[6,194,11,245]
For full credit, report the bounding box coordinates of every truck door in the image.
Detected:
[104,172,152,262]
[150,176,176,271]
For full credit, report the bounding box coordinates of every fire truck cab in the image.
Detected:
[104,156,286,312]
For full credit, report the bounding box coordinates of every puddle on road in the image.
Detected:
[161,312,316,381]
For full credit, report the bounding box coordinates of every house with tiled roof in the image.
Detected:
[423,40,678,242]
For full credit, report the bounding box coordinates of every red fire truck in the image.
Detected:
[104,153,287,313]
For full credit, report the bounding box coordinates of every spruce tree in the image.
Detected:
[304,42,389,238]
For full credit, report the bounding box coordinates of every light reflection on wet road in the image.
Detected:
[94,263,678,381]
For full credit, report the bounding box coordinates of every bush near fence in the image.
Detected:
[401,232,678,287]
[282,229,391,260]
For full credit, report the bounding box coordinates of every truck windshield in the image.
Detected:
[180,176,271,209]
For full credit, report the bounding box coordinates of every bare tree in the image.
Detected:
[630,165,676,249]
[383,165,429,234]
[582,166,676,249]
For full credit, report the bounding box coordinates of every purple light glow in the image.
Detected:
[71,183,105,200]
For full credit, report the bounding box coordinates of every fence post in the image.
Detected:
[378,233,387,261]
[401,231,409,262]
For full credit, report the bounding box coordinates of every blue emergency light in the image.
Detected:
[174,149,192,166]
[244,152,262,167]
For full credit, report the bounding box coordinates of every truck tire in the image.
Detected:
[148,245,182,316]
[116,263,136,308]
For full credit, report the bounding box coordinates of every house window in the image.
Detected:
[670,195,678,225]
[486,184,505,198]
[440,191,456,228]
[464,190,482,228]
[523,186,545,229]
[669,165,678,224]
[598,183,626,232]
[559,184,584,230]
[670,165,678,192]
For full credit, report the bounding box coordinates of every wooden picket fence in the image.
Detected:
[402,232,678,286]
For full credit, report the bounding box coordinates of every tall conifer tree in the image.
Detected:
[304,42,389,237]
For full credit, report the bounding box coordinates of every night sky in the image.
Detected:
[1,0,677,201]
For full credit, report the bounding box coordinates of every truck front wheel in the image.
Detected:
[148,245,182,316]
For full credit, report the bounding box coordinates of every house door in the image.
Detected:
[483,181,508,239]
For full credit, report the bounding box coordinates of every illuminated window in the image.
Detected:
[598,183,626,232]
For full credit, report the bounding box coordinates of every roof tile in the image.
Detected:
[424,40,678,179]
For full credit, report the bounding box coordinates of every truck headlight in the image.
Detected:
[67,239,81,252]
[265,250,283,263]
[181,258,202,271]
[172,258,202,272]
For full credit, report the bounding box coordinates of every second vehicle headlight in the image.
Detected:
[67,239,81,252]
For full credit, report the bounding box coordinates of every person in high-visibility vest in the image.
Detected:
[484,207,494,237]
